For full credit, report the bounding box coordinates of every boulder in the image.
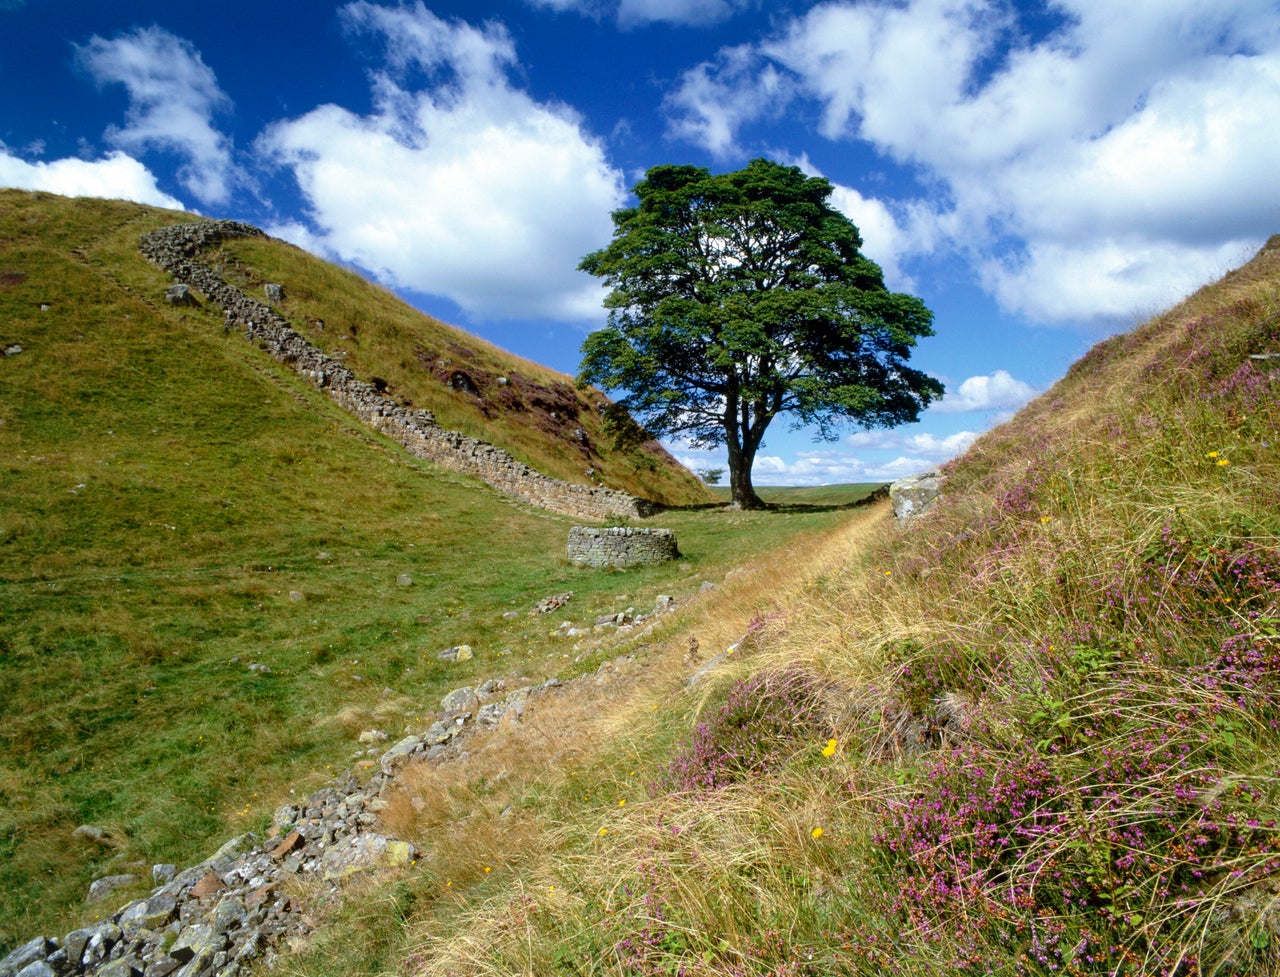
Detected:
[164,284,198,306]
[436,644,473,663]
[889,468,943,524]
[263,283,285,303]
[440,686,479,717]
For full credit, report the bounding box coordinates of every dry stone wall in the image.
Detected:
[139,220,654,521]
[566,526,679,568]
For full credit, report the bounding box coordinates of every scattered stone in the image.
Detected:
[15,961,57,977]
[436,644,473,663]
[316,551,332,560]
[530,592,573,615]
[699,580,716,592]
[152,863,177,885]
[263,283,285,303]
[87,874,137,904]
[288,590,304,602]
[654,594,675,613]
[502,611,520,620]
[358,729,388,745]
[396,574,413,587]
[3,344,21,357]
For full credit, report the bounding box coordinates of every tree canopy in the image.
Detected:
[577,158,944,508]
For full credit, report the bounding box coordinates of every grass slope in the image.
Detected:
[0,189,858,948]
[274,240,1280,976]
[206,234,709,505]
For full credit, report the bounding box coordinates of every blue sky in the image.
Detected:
[3,0,1278,484]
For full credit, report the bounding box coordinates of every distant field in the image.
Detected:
[707,482,885,507]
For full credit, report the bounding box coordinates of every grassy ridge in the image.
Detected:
[0,190,863,948]
[277,241,1280,974]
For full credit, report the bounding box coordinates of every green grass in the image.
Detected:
[0,190,860,949]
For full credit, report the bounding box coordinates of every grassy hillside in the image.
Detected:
[206,233,709,506]
[268,240,1280,976]
[0,189,856,948]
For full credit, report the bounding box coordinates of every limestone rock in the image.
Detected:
[440,686,479,716]
[263,283,285,303]
[3,344,21,357]
[889,468,943,524]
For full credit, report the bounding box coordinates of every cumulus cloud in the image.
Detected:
[75,26,237,206]
[0,146,184,208]
[754,449,934,485]
[931,370,1038,414]
[846,428,978,458]
[664,0,1280,323]
[259,2,625,322]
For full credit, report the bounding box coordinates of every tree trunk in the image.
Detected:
[725,434,766,509]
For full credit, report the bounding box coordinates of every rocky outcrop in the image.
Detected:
[566,526,679,568]
[138,220,654,522]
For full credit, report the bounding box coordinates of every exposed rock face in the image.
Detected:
[566,526,679,568]
[138,220,655,522]
[889,469,943,524]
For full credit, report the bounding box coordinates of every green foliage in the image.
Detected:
[578,158,943,508]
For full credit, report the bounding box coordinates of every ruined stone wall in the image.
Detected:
[139,221,652,521]
[566,526,679,568]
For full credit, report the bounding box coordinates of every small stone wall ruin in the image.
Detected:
[139,220,654,522]
[566,526,679,568]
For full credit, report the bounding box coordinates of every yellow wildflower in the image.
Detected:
[618,798,627,807]
[1208,451,1219,458]
[598,827,608,836]
[811,827,824,840]
[1217,458,1230,467]
[822,738,838,757]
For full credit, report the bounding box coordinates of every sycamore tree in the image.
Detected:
[577,158,944,509]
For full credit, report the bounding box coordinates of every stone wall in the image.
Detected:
[139,220,654,521]
[566,526,679,568]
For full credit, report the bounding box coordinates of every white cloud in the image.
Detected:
[665,45,788,157]
[75,26,237,206]
[931,370,1038,414]
[755,450,933,485]
[847,428,978,458]
[259,2,625,322]
[0,146,184,208]
[664,0,1280,324]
